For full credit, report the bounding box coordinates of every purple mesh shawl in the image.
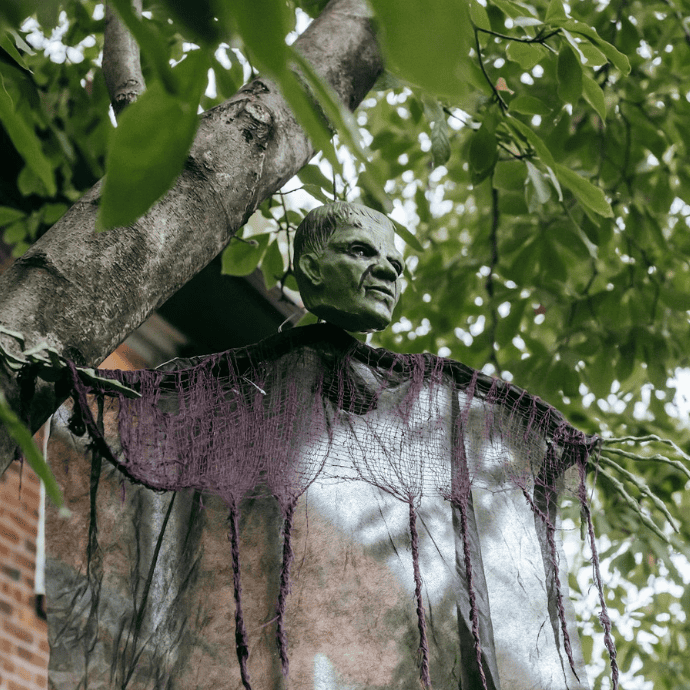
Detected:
[68,323,618,690]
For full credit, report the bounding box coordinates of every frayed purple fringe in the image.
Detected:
[276,501,296,676]
[408,500,432,689]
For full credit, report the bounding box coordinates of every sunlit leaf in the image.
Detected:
[551,18,631,75]
[98,54,207,229]
[369,0,474,101]
[0,206,25,225]
[554,163,613,217]
[557,45,582,105]
[0,391,67,513]
[393,220,423,252]
[510,94,552,116]
[0,83,56,196]
[261,238,284,289]
[526,160,551,204]
[582,73,606,122]
[469,0,491,30]
[469,125,498,184]
[505,42,548,70]
[493,160,526,191]
[221,232,270,276]
[430,119,451,167]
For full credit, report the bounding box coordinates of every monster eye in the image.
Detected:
[350,243,372,258]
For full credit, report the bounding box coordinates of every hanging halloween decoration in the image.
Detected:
[13,202,687,689]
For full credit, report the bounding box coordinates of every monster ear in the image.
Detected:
[298,253,323,287]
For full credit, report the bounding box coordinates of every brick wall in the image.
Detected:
[0,461,48,690]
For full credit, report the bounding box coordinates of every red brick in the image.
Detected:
[1,565,21,581]
[13,552,35,572]
[38,640,49,654]
[16,645,40,666]
[0,542,11,558]
[9,679,31,690]
[2,658,16,673]
[0,525,20,544]
[24,539,36,554]
[2,619,34,644]
[19,486,40,504]
[35,674,48,688]
[0,636,12,653]
[0,600,12,615]
[9,512,36,537]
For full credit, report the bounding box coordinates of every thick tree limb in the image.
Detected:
[103,0,146,117]
[0,0,383,474]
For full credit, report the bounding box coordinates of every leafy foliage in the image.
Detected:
[2,0,690,686]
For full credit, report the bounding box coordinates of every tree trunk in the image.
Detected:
[0,0,382,474]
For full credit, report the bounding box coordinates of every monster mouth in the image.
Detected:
[366,285,395,299]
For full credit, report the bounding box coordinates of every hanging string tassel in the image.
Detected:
[228,501,252,690]
[454,498,489,690]
[520,486,579,681]
[578,457,619,690]
[276,501,296,676]
[408,500,432,689]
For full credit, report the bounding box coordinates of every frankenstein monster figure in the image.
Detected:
[46,201,601,690]
[294,202,404,332]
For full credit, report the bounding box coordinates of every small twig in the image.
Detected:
[599,455,680,532]
[476,27,561,44]
[597,466,670,543]
[601,446,690,481]
[475,29,507,112]
[603,435,690,463]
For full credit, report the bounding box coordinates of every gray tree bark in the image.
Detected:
[102,0,145,117]
[0,0,383,475]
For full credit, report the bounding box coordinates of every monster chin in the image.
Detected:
[303,296,392,333]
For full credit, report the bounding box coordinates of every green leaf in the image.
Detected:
[659,285,690,311]
[469,0,491,30]
[554,163,613,217]
[157,0,228,45]
[98,63,204,229]
[557,45,582,105]
[393,220,423,252]
[299,164,334,191]
[0,84,56,197]
[301,183,332,204]
[526,160,551,204]
[369,0,474,101]
[545,0,568,22]
[430,119,451,167]
[505,41,548,70]
[582,73,606,122]
[41,202,68,225]
[212,57,243,100]
[510,94,551,116]
[221,232,270,276]
[504,117,556,168]
[261,238,284,289]
[493,160,526,191]
[0,206,25,225]
[290,49,371,165]
[0,31,30,72]
[551,18,631,75]
[469,125,498,184]
[0,390,67,514]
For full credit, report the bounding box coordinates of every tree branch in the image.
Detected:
[103,0,145,118]
[0,0,383,474]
